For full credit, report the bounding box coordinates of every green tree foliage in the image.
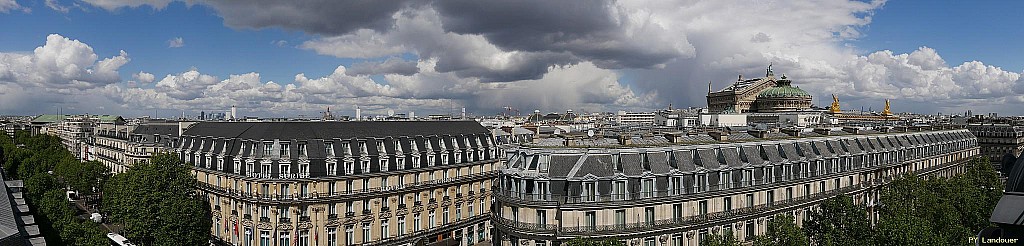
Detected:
[754,214,809,246]
[877,158,1002,246]
[103,153,211,246]
[55,159,109,196]
[38,189,76,230]
[873,213,940,246]
[564,237,626,246]
[24,172,58,201]
[700,232,741,246]
[802,194,873,246]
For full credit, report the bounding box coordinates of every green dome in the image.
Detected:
[757,78,811,99]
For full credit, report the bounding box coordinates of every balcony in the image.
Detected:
[345,211,355,217]
[278,217,291,224]
[328,214,338,220]
[259,217,270,223]
[362,209,372,215]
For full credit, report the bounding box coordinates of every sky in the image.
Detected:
[0,0,1023,118]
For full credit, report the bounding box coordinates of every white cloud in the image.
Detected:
[0,34,129,90]
[45,0,70,13]
[132,71,155,83]
[168,37,184,48]
[82,0,173,11]
[0,0,25,13]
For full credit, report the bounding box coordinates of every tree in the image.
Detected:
[56,159,108,196]
[38,189,75,232]
[24,172,58,201]
[802,194,873,246]
[564,238,626,246]
[873,213,940,246]
[754,214,809,246]
[103,153,211,246]
[700,232,740,246]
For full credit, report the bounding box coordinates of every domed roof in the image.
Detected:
[757,76,811,99]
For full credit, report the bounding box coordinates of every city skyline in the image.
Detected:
[1,0,1024,117]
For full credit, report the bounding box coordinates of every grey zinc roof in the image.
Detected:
[720,147,744,168]
[648,152,672,174]
[813,141,834,157]
[183,121,488,140]
[619,154,644,176]
[674,150,697,172]
[696,149,721,170]
[573,155,614,178]
[548,155,581,178]
[798,142,818,159]
[740,146,766,166]
[781,143,802,161]
[990,193,1024,226]
[762,144,784,163]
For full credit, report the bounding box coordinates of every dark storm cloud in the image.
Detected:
[433,0,687,69]
[201,0,421,35]
[345,58,420,76]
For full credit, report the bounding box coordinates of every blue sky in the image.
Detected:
[853,0,1024,71]
[0,0,1022,117]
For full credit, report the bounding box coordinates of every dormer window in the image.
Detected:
[409,139,419,152]
[359,141,368,156]
[376,140,386,155]
[395,140,403,154]
[325,142,334,156]
[298,143,307,157]
[342,142,351,156]
[262,143,273,157]
[280,143,290,158]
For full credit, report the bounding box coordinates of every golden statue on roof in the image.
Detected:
[829,94,841,114]
[882,99,892,116]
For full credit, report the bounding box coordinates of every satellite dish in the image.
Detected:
[587,130,595,137]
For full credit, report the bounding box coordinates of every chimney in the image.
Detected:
[842,127,861,134]
[813,128,832,136]
[747,129,768,138]
[782,128,802,137]
[709,131,728,141]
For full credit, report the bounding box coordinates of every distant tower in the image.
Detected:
[231,105,237,120]
[461,108,466,119]
[409,111,415,119]
[355,107,361,121]
[200,111,205,120]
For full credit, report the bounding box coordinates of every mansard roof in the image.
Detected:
[181,121,489,140]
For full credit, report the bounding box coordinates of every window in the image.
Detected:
[615,210,626,226]
[724,197,732,212]
[381,220,389,238]
[428,155,436,166]
[585,212,596,228]
[786,187,793,200]
[278,206,289,219]
[768,190,776,206]
[746,194,754,207]
[325,142,334,156]
[298,230,309,246]
[583,182,596,202]
[536,210,546,224]
[397,217,406,236]
[361,223,370,242]
[414,214,422,231]
[699,200,708,215]
[299,163,309,177]
[614,180,627,200]
[443,208,450,224]
[298,144,306,157]
[257,230,268,246]
[643,179,655,198]
[360,160,370,174]
[280,164,291,178]
[380,158,389,172]
[645,207,654,223]
[428,211,436,228]
[328,203,337,216]
[345,226,354,246]
[278,231,291,246]
[396,158,405,170]
[345,160,354,174]
[280,143,289,157]
[327,161,337,176]
[362,179,369,192]
[326,227,337,246]
[358,141,367,155]
[673,204,682,219]
[246,162,253,176]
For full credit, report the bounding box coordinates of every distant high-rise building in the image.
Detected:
[231,105,237,120]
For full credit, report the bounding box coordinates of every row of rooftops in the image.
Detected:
[177,121,494,159]
[521,124,967,148]
[503,129,975,179]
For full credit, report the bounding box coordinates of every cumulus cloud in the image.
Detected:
[0,34,129,90]
[168,37,184,48]
[132,71,155,83]
[53,0,1024,115]
[82,0,173,11]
